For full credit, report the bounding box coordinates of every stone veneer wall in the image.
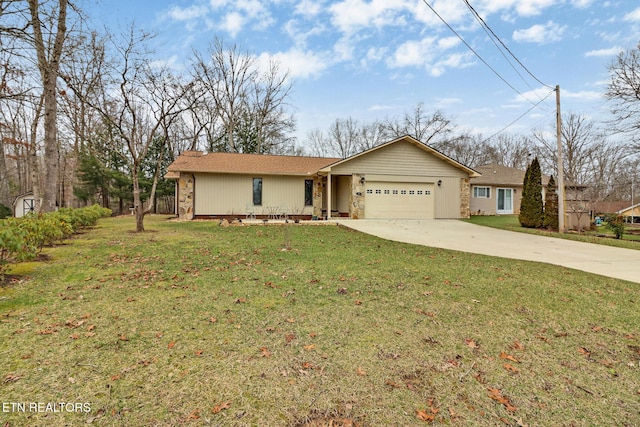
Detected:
[460,178,470,218]
[178,173,195,220]
[312,176,324,219]
[350,174,365,219]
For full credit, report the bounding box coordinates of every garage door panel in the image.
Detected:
[365,182,434,219]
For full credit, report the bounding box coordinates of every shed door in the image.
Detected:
[365,182,434,219]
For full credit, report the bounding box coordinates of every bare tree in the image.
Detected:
[383,103,453,145]
[484,133,534,170]
[533,113,602,185]
[66,26,196,231]
[191,38,296,154]
[606,42,640,152]
[26,0,68,212]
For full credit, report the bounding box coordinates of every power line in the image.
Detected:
[420,0,534,105]
[462,0,554,91]
[480,89,556,143]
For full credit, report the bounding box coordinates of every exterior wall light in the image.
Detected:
[437,180,442,187]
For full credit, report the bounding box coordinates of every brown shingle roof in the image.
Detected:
[167,151,341,176]
[472,163,551,186]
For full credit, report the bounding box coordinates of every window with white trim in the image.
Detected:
[473,186,491,198]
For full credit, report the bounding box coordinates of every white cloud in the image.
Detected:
[221,12,246,38]
[166,4,209,21]
[512,21,565,44]
[209,0,228,8]
[624,7,640,22]
[389,37,437,68]
[584,47,623,57]
[514,0,557,16]
[328,0,407,34]
[258,49,330,80]
[294,0,323,17]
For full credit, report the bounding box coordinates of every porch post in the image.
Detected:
[327,173,332,219]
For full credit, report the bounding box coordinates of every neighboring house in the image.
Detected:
[166,135,480,220]
[470,163,589,230]
[12,192,39,217]
[617,203,640,223]
[469,163,544,216]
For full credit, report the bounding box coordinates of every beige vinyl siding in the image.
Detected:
[330,140,467,178]
[194,173,314,216]
[433,177,461,218]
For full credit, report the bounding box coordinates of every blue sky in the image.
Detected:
[88,0,640,146]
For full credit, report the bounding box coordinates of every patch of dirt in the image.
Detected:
[292,407,366,427]
[0,274,25,288]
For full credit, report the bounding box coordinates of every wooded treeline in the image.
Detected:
[1,1,639,230]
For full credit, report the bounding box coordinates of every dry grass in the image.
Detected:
[0,215,638,426]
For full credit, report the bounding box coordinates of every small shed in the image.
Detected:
[13,192,39,217]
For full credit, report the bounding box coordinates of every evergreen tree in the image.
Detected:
[544,175,559,230]
[519,157,544,228]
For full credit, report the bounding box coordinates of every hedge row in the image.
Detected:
[0,205,112,277]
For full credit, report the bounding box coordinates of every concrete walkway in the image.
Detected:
[334,219,640,284]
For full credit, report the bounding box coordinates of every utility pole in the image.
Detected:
[556,85,565,233]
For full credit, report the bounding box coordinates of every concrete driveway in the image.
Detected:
[334,219,640,284]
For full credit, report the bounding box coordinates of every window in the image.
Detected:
[253,178,263,205]
[304,179,313,206]
[473,186,491,198]
[393,190,398,195]
[384,189,390,194]
[375,189,382,194]
[409,190,415,195]
[367,189,373,194]
[401,190,407,195]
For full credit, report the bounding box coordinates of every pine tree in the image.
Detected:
[519,157,544,228]
[544,175,559,231]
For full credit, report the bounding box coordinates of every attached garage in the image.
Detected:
[365,181,434,219]
[167,135,480,221]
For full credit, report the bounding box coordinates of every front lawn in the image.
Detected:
[1,216,638,426]
[465,215,640,250]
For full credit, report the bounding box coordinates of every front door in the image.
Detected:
[497,188,513,214]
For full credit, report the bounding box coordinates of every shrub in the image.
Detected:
[543,175,559,231]
[519,157,544,228]
[606,215,625,239]
[0,203,11,219]
[0,205,112,278]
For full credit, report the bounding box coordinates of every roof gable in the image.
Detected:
[167,151,340,176]
[319,135,480,177]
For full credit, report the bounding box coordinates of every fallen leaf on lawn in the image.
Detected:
[168,341,176,349]
[487,387,517,412]
[499,352,519,363]
[357,367,367,376]
[416,409,435,422]
[503,363,520,373]
[118,335,128,341]
[285,333,296,343]
[511,340,525,351]
[465,338,478,349]
[286,318,295,323]
[578,347,591,356]
[195,350,203,356]
[209,317,217,323]
[304,344,316,351]
[212,401,231,414]
[87,324,95,331]
[234,298,246,304]
[260,347,271,358]
[186,409,200,420]
[70,334,79,340]
[4,373,21,383]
